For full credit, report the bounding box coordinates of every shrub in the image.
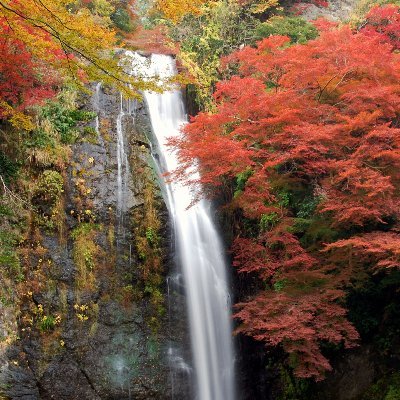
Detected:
[36,170,64,204]
[256,16,318,44]
[0,152,20,184]
[111,8,134,32]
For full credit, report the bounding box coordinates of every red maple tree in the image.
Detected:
[171,6,400,379]
[0,22,60,119]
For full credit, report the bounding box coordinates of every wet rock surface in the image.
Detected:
[1,84,190,400]
[314,346,376,400]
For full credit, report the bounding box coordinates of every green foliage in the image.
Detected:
[260,212,279,231]
[386,384,400,400]
[256,16,318,44]
[277,366,311,400]
[71,222,99,240]
[0,203,13,217]
[145,227,159,247]
[89,0,115,17]
[39,97,96,145]
[0,196,25,298]
[36,170,64,204]
[71,223,99,290]
[277,190,290,208]
[0,230,22,281]
[363,372,400,400]
[69,109,97,122]
[297,217,338,248]
[170,0,260,109]
[83,249,95,271]
[273,279,287,292]
[144,283,165,333]
[82,126,98,144]
[286,195,338,248]
[296,195,320,219]
[0,152,20,184]
[111,8,134,32]
[39,315,56,332]
[234,168,254,198]
[132,173,165,334]
[25,128,56,149]
[290,195,327,241]
[121,284,143,302]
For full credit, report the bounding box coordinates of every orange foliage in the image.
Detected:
[154,0,206,22]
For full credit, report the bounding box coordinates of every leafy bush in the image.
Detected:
[40,101,96,144]
[0,230,22,280]
[0,152,20,184]
[260,212,279,231]
[71,223,99,289]
[170,0,259,109]
[111,8,134,32]
[145,227,159,247]
[39,315,56,331]
[256,16,318,44]
[363,372,400,400]
[82,126,98,144]
[25,128,55,149]
[36,170,64,203]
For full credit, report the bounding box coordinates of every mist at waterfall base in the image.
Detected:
[126,52,235,400]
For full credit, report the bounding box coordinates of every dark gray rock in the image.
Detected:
[314,346,376,400]
[1,82,190,400]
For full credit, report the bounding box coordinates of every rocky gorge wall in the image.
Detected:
[0,84,190,400]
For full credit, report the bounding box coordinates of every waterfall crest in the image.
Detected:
[128,52,235,400]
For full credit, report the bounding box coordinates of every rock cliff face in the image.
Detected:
[0,84,190,400]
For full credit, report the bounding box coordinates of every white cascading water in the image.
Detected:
[116,94,131,221]
[127,52,235,400]
[94,82,102,135]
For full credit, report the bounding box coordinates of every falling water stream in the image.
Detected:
[116,94,132,225]
[94,82,102,135]
[128,53,235,400]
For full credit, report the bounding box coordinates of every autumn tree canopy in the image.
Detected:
[154,0,282,23]
[171,5,400,379]
[0,0,154,128]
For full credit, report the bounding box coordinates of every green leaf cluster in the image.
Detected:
[169,0,260,109]
[111,8,135,32]
[256,16,318,44]
[0,152,20,185]
[39,101,96,145]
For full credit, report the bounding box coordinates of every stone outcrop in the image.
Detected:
[0,84,189,400]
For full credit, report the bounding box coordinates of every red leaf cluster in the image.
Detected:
[235,289,359,380]
[363,5,400,50]
[0,17,61,120]
[172,7,400,379]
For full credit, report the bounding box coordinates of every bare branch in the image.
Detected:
[0,175,31,209]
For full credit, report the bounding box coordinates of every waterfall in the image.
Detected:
[128,52,235,400]
[116,94,131,222]
[94,82,102,135]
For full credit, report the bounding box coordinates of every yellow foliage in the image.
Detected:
[155,0,279,22]
[91,0,115,17]
[249,0,279,13]
[179,51,218,111]
[155,0,208,22]
[71,224,99,290]
[0,0,157,99]
[0,102,35,131]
